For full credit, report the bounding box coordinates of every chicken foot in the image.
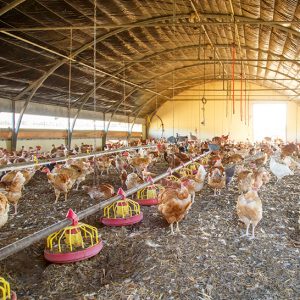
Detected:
[13,203,18,215]
[170,222,181,235]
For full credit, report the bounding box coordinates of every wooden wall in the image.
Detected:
[0,129,143,151]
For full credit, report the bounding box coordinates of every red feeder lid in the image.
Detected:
[44,240,103,264]
[136,198,158,206]
[101,212,143,227]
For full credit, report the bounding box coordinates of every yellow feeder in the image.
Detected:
[101,188,143,226]
[188,162,201,174]
[165,174,180,183]
[200,154,210,166]
[136,184,165,206]
[178,167,193,177]
[44,209,103,263]
[0,277,16,300]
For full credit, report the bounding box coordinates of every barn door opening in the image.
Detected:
[253,103,287,142]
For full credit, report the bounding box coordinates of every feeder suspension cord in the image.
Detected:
[0,151,211,261]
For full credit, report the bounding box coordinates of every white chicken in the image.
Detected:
[270,157,293,182]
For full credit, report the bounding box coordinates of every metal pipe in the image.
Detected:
[168,98,296,102]
[1,31,171,101]
[0,151,211,261]
[24,58,298,63]
[0,0,26,16]
[0,145,156,173]
[0,20,298,32]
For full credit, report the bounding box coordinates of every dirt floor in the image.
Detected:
[0,160,299,300]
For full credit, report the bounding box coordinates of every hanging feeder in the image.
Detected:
[101,188,143,226]
[178,167,193,177]
[44,209,103,264]
[208,144,220,152]
[199,154,210,167]
[165,174,180,183]
[0,277,17,300]
[188,162,201,175]
[136,177,165,206]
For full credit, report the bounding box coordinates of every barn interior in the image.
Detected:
[0,1,299,299]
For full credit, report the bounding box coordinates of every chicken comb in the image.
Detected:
[117,188,127,200]
[66,208,79,226]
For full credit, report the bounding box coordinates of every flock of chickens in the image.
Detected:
[0,138,299,240]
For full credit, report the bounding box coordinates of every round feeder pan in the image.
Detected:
[44,240,103,264]
[101,212,143,227]
[136,198,158,206]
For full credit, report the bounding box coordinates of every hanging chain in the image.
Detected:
[93,0,97,185]
[201,28,206,126]
[172,70,175,138]
[67,29,72,151]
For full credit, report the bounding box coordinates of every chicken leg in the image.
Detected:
[191,192,195,203]
[170,223,175,235]
[175,222,180,233]
[249,223,257,239]
[13,203,18,215]
[54,190,60,203]
[214,188,217,196]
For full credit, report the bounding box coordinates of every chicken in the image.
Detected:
[1,167,39,188]
[253,153,268,168]
[237,170,254,194]
[208,166,226,196]
[141,168,156,181]
[225,164,236,186]
[174,151,190,163]
[0,171,25,215]
[252,168,270,190]
[128,156,152,174]
[125,172,144,191]
[42,168,73,203]
[115,154,127,173]
[164,152,181,168]
[281,143,298,158]
[157,142,167,158]
[180,164,207,201]
[0,192,9,228]
[120,170,128,187]
[65,159,92,190]
[82,183,114,200]
[158,184,192,234]
[96,156,112,175]
[52,163,85,190]
[236,190,262,239]
[223,154,244,165]
[270,157,294,182]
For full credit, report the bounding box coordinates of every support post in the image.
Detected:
[11,101,16,151]
[67,108,71,150]
[102,132,107,150]
[102,112,107,150]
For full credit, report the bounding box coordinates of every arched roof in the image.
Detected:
[0,0,299,120]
